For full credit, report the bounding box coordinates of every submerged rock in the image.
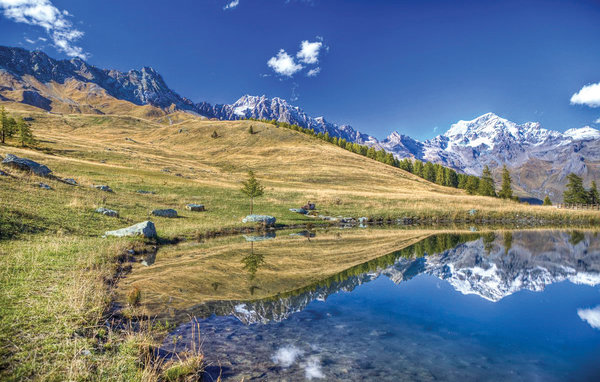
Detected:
[151,209,178,218]
[1,154,52,176]
[96,207,119,217]
[242,215,276,226]
[243,232,276,242]
[186,203,205,212]
[94,185,113,192]
[104,221,157,238]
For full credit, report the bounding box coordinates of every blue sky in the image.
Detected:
[1,0,599,140]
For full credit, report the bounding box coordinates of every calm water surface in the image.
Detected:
[154,230,600,381]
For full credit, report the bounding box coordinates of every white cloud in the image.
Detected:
[570,82,600,108]
[0,0,87,59]
[24,37,35,43]
[578,305,600,330]
[223,0,239,10]
[303,356,325,380]
[306,67,321,77]
[297,40,323,64]
[271,345,303,367]
[267,49,303,77]
[595,118,600,124]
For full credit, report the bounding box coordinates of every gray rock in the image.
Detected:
[358,217,368,223]
[94,185,113,192]
[96,207,119,217]
[186,203,205,212]
[151,209,178,218]
[242,215,276,226]
[1,154,52,176]
[137,190,156,195]
[104,221,157,238]
[0,169,8,176]
[289,208,307,214]
[63,178,77,185]
[38,182,52,190]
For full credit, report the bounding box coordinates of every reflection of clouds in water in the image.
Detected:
[271,345,304,368]
[577,305,600,330]
[303,356,325,380]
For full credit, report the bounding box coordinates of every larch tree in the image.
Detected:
[588,181,599,205]
[498,165,513,199]
[17,118,35,147]
[477,166,497,197]
[543,196,552,206]
[563,173,588,204]
[240,170,265,214]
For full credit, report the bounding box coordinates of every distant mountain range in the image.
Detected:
[1,46,598,201]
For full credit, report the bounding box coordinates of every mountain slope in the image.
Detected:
[1,46,597,201]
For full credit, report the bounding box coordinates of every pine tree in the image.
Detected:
[445,168,458,188]
[563,173,588,204]
[588,181,599,205]
[478,166,496,197]
[413,160,424,177]
[498,165,513,199]
[240,171,265,214]
[248,125,254,134]
[17,118,35,147]
[211,130,219,138]
[366,147,377,159]
[0,106,16,144]
[543,196,552,206]
[465,176,479,195]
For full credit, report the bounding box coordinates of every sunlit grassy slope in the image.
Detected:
[2,102,594,242]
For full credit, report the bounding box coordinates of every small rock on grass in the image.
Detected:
[95,207,119,217]
[151,209,178,218]
[38,183,52,190]
[242,215,276,226]
[104,221,157,238]
[63,178,77,185]
[186,204,205,212]
[93,185,113,192]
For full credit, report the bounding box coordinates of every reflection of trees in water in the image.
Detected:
[569,231,585,246]
[483,232,496,255]
[211,282,220,291]
[503,232,513,255]
[241,242,265,280]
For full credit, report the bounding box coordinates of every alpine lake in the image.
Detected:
[117,227,600,381]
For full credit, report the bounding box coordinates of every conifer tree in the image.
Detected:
[435,165,445,185]
[423,162,436,182]
[588,181,599,205]
[465,176,479,195]
[498,165,513,199]
[0,106,16,144]
[248,125,254,134]
[211,130,219,138]
[543,196,552,206]
[240,170,264,214]
[477,166,496,197]
[563,173,587,204]
[17,118,35,147]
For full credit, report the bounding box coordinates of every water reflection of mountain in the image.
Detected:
[188,231,600,324]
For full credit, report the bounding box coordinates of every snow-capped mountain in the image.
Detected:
[196,94,378,144]
[1,46,598,200]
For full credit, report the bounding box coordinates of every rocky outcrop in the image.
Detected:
[1,154,52,176]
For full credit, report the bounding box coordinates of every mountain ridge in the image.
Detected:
[1,45,598,201]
